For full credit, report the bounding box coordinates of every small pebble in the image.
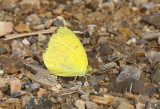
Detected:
[75,99,85,109]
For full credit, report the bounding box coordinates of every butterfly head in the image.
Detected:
[86,66,92,72]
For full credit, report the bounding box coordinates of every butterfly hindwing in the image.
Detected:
[43,27,88,76]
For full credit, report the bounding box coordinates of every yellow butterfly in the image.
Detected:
[43,26,92,77]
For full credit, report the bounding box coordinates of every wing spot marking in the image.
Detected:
[74,45,78,49]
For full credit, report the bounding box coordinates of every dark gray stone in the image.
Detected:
[141,13,160,28]
[21,96,53,109]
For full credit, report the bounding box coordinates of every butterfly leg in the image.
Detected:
[73,76,78,82]
[86,73,91,77]
[83,75,89,86]
[83,75,88,82]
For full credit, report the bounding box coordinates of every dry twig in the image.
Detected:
[4,27,58,40]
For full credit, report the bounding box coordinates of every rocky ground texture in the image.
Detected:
[0,0,160,109]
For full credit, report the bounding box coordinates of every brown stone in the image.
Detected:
[37,88,46,96]
[32,71,57,89]
[15,22,31,33]
[53,4,65,14]
[10,77,21,94]
[0,21,13,37]
[90,95,115,105]
[0,78,9,92]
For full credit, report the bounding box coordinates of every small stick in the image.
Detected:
[129,83,133,93]
[73,31,83,34]
[4,27,58,40]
